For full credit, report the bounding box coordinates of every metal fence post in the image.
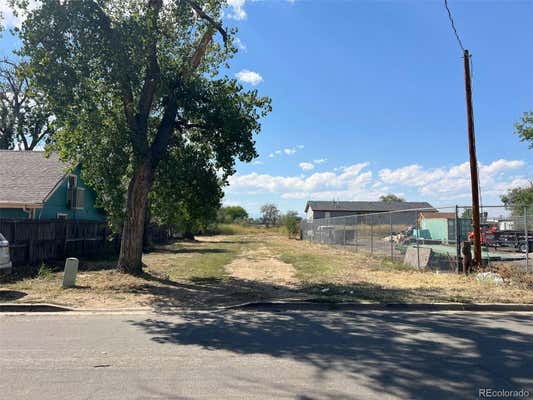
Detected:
[390,213,393,260]
[343,217,346,246]
[416,210,420,269]
[370,219,374,256]
[355,218,358,252]
[525,206,529,273]
[455,205,461,273]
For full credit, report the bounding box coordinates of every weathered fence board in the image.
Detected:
[0,219,110,266]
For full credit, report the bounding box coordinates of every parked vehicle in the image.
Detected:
[469,226,533,253]
[0,233,12,274]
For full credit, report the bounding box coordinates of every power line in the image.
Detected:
[444,0,465,52]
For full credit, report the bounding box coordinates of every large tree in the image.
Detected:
[501,182,533,216]
[0,59,53,150]
[515,111,533,149]
[217,205,248,223]
[13,0,271,274]
[379,194,405,202]
[260,203,280,227]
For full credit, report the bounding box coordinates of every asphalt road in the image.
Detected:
[1,310,532,400]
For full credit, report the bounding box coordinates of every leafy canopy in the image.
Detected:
[379,194,405,202]
[11,0,271,230]
[515,111,533,149]
[260,203,280,227]
[217,205,248,223]
[501,183,533,216]
[0,59,54,150]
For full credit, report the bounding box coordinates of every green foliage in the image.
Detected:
[11,0,271,238]
[461,208,473,219]
[260,203,280,227]
[150,145,222,236]
[217,205,248,223]
[0,60,54,150]
[37,263,53,279]
[379,194,405,202]
[515,111,533,149]
[281,210,301,238]
[501,183,533,215]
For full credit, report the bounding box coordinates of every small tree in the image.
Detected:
[501,183,533,216]
[217,206,248,223]
[515,111,533,149]
[379,194,405,202]
[281,211,301,239]
[461,208,473,219]
[260,203,280,227]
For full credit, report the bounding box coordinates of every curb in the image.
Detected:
[226,301,533,312]
[0,303,72,312]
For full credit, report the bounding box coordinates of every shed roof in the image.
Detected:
[305,200,435,213]
[419,212,456,219]
[0,151,69,206]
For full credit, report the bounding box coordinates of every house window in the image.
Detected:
[325,212,331,218]
[67,175,77,190]
[75,188,85,210]
[57,213,68,220]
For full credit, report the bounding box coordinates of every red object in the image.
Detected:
[468,225,497,245]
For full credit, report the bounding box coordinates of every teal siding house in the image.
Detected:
[418,212,472,243]
[0,151,106,221]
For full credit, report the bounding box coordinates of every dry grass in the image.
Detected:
[267,236,533,304]
[1,232,531,309]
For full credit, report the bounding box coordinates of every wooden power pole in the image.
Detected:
[463,49,482,269]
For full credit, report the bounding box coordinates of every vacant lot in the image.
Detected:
[1,229,532,309]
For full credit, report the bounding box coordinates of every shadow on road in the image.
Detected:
[130,310,533,399]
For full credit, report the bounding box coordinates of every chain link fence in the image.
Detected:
[301,205,532,272]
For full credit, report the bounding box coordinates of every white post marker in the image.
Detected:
[63,257,79,288]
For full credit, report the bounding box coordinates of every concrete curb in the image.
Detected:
[226,301,533,312]
[2,302,533,313]
[0,303,72,312]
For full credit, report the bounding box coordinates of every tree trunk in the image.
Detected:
[117,160,155,274]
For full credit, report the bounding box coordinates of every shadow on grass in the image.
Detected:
[154,248,230,255]
[130,307,533,400]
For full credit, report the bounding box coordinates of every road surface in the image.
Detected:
[1,309,532,399]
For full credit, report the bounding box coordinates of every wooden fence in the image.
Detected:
[0,219,111,266]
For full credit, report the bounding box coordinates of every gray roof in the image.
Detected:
[305,200,435,213]
[0,151,69,205]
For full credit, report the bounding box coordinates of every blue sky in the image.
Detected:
[2,1,531,216]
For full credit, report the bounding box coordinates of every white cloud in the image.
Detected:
[299,162,314,171]
[253,160,264,165]
[235,69,263,85]
[227,159,530,206]
[228,162,375,201]
[379,159,528,199]
[284,148,296,155]
[297,144,305,149]
[226,0,247,20]
[314,158,327,164]
[233,37,247,51]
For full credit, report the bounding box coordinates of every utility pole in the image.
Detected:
[463,49,482,268]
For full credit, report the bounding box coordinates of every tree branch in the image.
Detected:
[91,1,139,151]
[187,1,228,45]
[137,0,162,137]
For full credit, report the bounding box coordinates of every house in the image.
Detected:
[418,212,472,243]
[305,200,436,222]
[0,151,106,221]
